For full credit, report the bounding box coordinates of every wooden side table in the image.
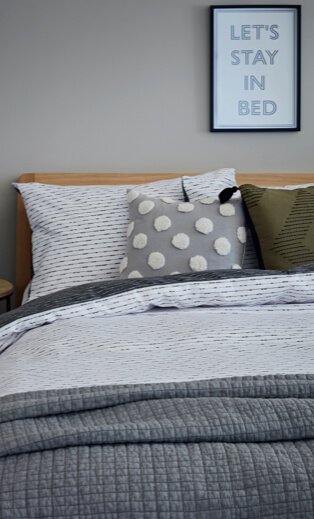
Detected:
[0,279,14,312]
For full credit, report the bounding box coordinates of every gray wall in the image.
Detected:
[0,0,313,289]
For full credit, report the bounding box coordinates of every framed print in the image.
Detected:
[210,5,301,132]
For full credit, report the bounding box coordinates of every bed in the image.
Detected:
[1,170,314,518]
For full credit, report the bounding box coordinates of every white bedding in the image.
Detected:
[0,273,314,396]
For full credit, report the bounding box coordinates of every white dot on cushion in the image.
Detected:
[195,218,213,235]
[161,197,175,204]
[127,221,135,237]
[232,264,242,269]
[189,255,208,272]
[138,200,155,215]
[119,257,128,273]
[127,190,140,203]
[177,202,194,213]
[132,233,148,249]
[237,226,247,244]
[128,270,143,278]
[219,203,235,217]
[154,215,172,232]
[171,271,180,275]
[148,252,165,270]
[199,196,215,205]
[214,237,231,256]
[171,233,190,250]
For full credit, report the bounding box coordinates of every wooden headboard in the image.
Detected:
[16,171,314,306]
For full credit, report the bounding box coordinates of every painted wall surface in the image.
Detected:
[0,0,313,292]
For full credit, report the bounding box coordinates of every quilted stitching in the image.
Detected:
[1,376,314,518]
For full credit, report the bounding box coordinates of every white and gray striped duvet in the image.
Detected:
[1,267,314,398]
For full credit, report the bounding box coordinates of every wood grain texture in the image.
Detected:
[15,171,314,306]
[18,172,314,186]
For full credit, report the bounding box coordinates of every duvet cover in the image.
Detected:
[1,267,314,518]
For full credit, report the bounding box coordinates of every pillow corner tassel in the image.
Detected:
[218,186,239,204]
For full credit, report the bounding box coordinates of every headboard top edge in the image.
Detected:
[17,171,314,184]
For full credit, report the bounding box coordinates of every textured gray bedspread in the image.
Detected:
[1,374,314,518]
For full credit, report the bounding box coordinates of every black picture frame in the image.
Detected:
[210,5,301,132]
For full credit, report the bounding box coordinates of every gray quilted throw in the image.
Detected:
[1,375,314,518]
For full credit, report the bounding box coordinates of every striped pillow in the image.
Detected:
[182,169,236,200]
[14,178,183,301]
[15,172,236,301]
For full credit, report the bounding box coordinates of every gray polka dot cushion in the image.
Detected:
[120,191,247,279]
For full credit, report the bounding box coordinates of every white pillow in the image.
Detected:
[15,172,235,301]
[14,178,183,301]
[182,169,237,200]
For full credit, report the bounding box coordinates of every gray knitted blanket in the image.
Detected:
[1,374,314,518]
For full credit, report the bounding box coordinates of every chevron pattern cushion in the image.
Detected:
[240,184,314,270]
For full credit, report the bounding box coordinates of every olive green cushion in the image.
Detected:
[239,184,314,270]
